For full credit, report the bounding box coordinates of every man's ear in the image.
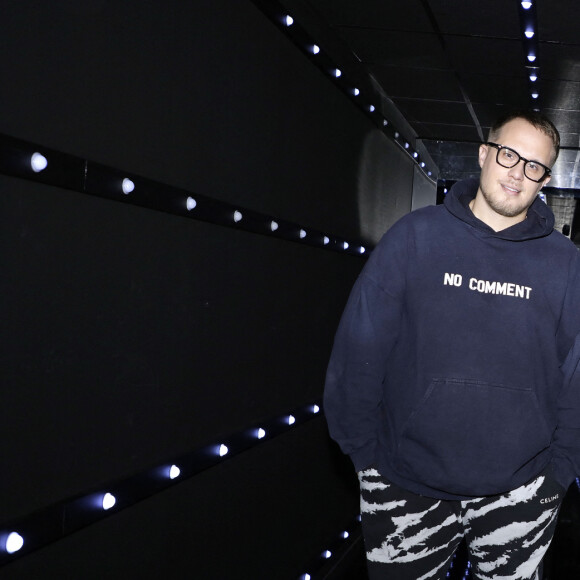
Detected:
[478,143,489,169]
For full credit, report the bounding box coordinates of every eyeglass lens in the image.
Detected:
[496,147,546,181]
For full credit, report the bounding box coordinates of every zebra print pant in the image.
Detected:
[358,466,564,580]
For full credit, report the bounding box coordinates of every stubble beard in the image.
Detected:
[479,182,534,219]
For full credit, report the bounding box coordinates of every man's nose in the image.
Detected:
[508,160,525,180]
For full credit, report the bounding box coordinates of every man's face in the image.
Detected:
[477,118,554,223]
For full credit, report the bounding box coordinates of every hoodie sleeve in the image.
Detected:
[323,223,408,471]
[551,333,580,489]
[551,252,580,489]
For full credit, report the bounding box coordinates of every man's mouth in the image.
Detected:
[501,183,521,195]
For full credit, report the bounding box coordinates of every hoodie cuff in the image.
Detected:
[550,457,576,492]
[350,442,377,473]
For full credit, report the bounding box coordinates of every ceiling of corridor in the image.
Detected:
[278,0,580,190]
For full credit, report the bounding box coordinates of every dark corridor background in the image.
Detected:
[0,0,432,578]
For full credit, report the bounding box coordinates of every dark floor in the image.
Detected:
[329,481,580,580]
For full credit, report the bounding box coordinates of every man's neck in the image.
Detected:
[469,197,527,232]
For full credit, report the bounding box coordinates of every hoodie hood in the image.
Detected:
[444,178,555,241]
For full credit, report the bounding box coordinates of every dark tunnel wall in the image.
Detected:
[0,0,428,577]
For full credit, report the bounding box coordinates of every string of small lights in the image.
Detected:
[0,133,368,257]
[0,401,322,564]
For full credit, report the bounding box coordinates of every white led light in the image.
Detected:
[323,550,332,559]
[444,188,448,194]
[102,493,116,510]
[353,88,360,96]
[342,531,349,539]
[186,197,197,210]
[413,152,418,158]
[5,532,24,554]
[394,132,400,138]
[122,178,135,194]
[257,428,266,439]
[405,142,409,149]
[219,444,229,457]
[359,246,366,254]
[532,92,539,99]
[357,514,362,522]
[270,220,278,231]
[334,68,341,78]
[369,105,375,112]
[323,236,330,245]
[428,171,433,177]
[312,404,320,413]
[30,152,48,173]
[383,119,388,126]
[288,415,296,426]
[525,30,534,38]
[420,162,426,168]
[312,45,320,55]
[343,241,349,250]
[521,0,532,8]
[169,465,181,479]
[299,229,306,239]
[285,15,293,26]
[302,575,311,580]
[529,74,538,82]
[527,54,536,62]
[233,211,242,222]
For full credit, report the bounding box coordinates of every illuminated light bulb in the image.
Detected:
[169,465,181,479]
[532,92,539,99]
[353,88,360,96]
[312,404,320,413]
[428,171,433,177]
[288,415,296,426]
[303,576,311,580]
[527,54,536,62]
[342,531,349,539]
[413,152,418,158]
[444,188,448,193]
[257,428,266,439]
[525,30,534,38]
[521,0,532,8]
[270,220,278,231]
[369,105,375,112]
[102,493,116,510]
[383,119,388,126]
[30,152,48,173]
[334,68,341,78]
[299,229,306,239]
[312,45,320,55]
[219,444,229,457]
[420,162,426,168]
[343,242,349,250]
[405,142,409,149]
[122,178,135,194]
[323,550,332,559]
[359,246,366,254]
[529,74,537,82]
[5,532,24,554]
[186,197,197,210]
[357,514,362,522]
[323,236,330,245]
[285,15,293,26]
[394,132,400,138]
[233,211,242,222]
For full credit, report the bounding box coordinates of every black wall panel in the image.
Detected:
[0,0,420,576]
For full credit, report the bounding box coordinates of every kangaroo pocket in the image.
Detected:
[395,378,551,496]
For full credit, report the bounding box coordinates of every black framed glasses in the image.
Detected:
[486,142,551,183]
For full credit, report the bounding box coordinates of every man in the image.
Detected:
[324,110,580,579]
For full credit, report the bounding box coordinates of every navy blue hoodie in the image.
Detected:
[324,178,580,500]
